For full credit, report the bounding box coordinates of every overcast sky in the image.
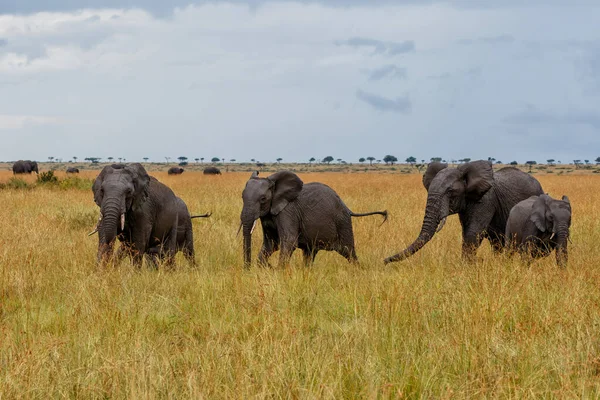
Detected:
[1,1,599,163]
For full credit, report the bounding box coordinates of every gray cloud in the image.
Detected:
[2,0,596,16]
[336,37,415,56]
[356,89,411,113]
[505,105,600,129]
[367,65,407,81]
[458,35,515,45]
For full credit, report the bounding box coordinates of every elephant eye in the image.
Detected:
[260,196,267,203]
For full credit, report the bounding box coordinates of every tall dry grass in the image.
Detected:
[1,170,600,398]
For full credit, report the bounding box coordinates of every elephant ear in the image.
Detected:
[562,195,571,207]
[92,166,114,206]
[458,160,494,200]
[124,163,150,209]
[530,194,551,232]
[267,171,303,215]
[422,162,448,191]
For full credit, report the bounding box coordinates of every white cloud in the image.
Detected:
[0,2,599,162]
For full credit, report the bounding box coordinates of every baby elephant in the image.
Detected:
[240,171,387,267]
[505,194,572,267]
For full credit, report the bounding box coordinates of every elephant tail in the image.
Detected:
[350,210,388,225]
[190,212,212,219]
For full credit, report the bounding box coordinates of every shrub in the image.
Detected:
[37,171,59,185]
[0,177,30,190]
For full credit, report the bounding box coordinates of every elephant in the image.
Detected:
[203,167,221,175]
[384,160,544,264]
[505,194,571,267]
[92,163,182,267]
[241,171,388,268]
[13,160,39,174]
[168,167,184,175]
[66,167,80,174]
[146,197,211,265]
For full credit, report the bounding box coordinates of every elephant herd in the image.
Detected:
[86,160,572,269]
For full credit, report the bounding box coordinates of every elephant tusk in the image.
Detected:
[88,213,102,236]
[436,217,447,233]
[250,219,258,235]
[550,232,555,240]
[121,213,125,231]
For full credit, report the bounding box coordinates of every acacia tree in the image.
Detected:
[383,155,398,165]
[547,159,555,166]
[107,157,114,162]
[359,157,365,163]
[276,158,283,163]
[309,157,316,165]
[211,157,220,163]
[143,157,149,163]
[405,156,416,165]
[366,156,375,165]
[322,156,334,164]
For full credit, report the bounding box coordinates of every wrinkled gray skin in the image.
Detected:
[92,163,180,267]
[241,171,388,268]
[66,167,79,174]
[384,160,544,264]
[13,160,39,174]
[505,194,571,267]
[168,167,184,175]
[146,197,211,265]
[203,167,221,175]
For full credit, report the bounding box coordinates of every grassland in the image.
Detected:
[1,169,600,398]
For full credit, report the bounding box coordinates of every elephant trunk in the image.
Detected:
[241,209,259,268]
[385,195,448,264]
[555,224,569,268]
[97,198,124,263]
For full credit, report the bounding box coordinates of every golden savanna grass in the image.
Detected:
[1,170,600,398]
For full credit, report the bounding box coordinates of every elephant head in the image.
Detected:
[385,160,494,263]
[240,171,303,267]
[531,194,571,267]
[92,163,150,262]
[31,161,39,174]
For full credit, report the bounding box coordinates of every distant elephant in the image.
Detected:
[384,160,544,264]
[92,163,181,267]
[203,167,221,175]
[505,194,571,267]
[13,160,39,174]
[66,167,80,174]
[241,171,388,268]
[146,197,211,265]
[168,167,184,175]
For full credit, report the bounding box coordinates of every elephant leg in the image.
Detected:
[183,228,195,266]
[461,233,484,262]
[337,245,359,265]
[460,212,493,262]
[161,225,178,269]
[258,238,277,267]
[301,247,318,267]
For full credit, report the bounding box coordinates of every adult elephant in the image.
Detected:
[13,160,39,174]
[92,163,180,266]
[168,167,184,175]
[384,160,544,264]
[203,167,221,175]
[66,167,79,174]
